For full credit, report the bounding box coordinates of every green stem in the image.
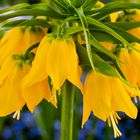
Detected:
[24,42,39,56]
[60,81,75,140]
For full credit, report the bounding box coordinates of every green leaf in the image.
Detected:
[0,30,5,38]
[76,43,90,67]
[64,26,87,35]
[0,4,68,22]
[2,19,26,27]
[105,21,140,30]
[51,0,68,13]
[0,3,30,14]
[32,3,69,18]
[87,17,131,47]
[87,2,140,19]
[71,0,85,8]
[90,30,118,43]
[76,43,119,77]
[76,7,95,70]
[107,24,140,43]
[90,34,120,61]
[2,19,49,27]
[83,0,97,11]
[92,53,119,77]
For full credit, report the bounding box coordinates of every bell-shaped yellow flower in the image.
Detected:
[22,35,83,92]
[118,48,140,98]
[118,48,138,86]
[82,71,137,138]
[129,43,140,87]
[0,26,45,66]
[0,56,55,117]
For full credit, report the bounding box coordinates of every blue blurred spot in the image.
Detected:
[2,127,12,139]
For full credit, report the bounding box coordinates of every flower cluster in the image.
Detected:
[0,0,140,138]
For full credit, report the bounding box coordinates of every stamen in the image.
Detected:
[107,117,111,127]
[13,110,21,120]
[52,87,57,103]
[114,112,121,120]
[108,112,122,138]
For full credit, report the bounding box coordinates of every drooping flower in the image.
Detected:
[129,43,140,88]
[0,55,55,117]
[82,71,137,138]
[118,47,140,98]
[118,48,138,86]
[0,26,45,66]
[22,35,83,93]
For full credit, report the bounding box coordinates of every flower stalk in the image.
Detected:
[60,81,75,140]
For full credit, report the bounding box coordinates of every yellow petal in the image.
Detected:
[129,44,140,87]
[84,72,111,121]
[22,79,51,112]
[110,13,118,22]
[0,56,15,85]
[110,77,138,119]
[21,27,45,53]
[0,27,24,65]
[22,36,50,88]
[82,97,91,128]
[46,39,69,90]
[0,66,25,116]
[119,48,138,86]
[67,38,83,91]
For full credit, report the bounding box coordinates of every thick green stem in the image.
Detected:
[60,81,75,140]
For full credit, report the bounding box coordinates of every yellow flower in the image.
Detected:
[0,26,45,66]
[0,56,55,117]
[118,47,140,98]
[129,43,140,88]
[22,35,83,93]
[119,48,138,86]
[82,71,137,138]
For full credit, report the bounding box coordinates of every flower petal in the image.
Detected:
[22,36,50,88]
[67,38,83,91]
[0,66,25,116]
[110,77,138,119]
[46,39,69,90]
[84,72,111,121]
[22,79,51,112]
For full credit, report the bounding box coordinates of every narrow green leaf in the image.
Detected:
[92,53,119,77]
[65,26,87,35]
[76,7,95,70]
[87,17,131,47]
[105,21,140,30]
[90,34,120,61]
[83,0,97,11]
[90,30,118,43]
[0,3,30,14]
[76,43,119,77]
[87,2,140,19]
[107,24,140,43]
